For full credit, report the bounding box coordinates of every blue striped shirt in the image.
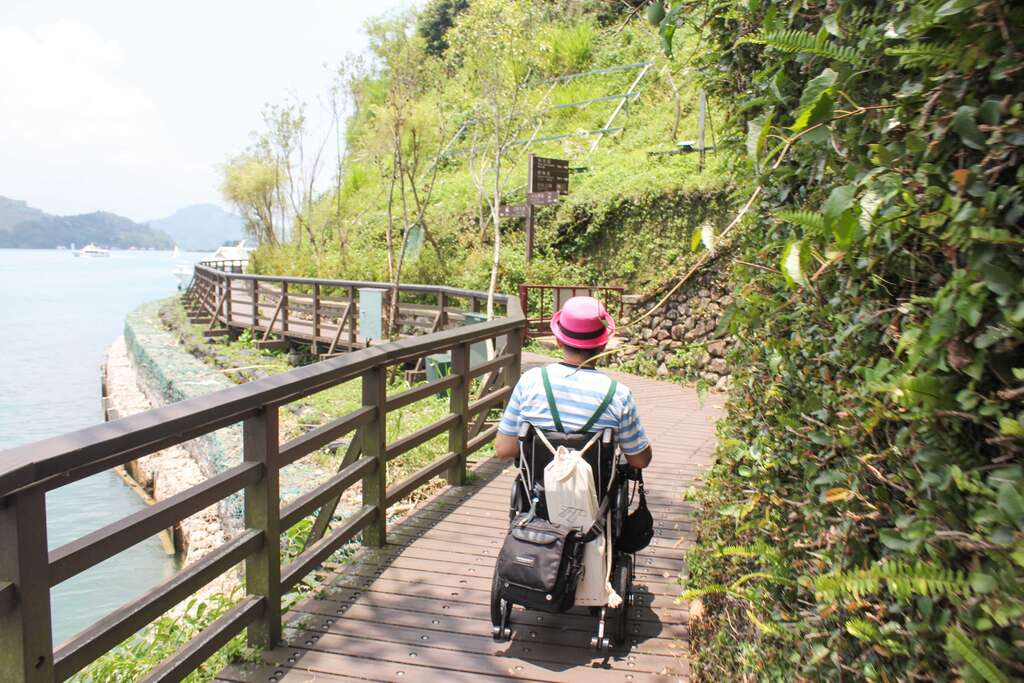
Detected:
[498,363,650,455]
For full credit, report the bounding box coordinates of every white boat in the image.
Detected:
[210,240,253,263]
[77,243,111,258]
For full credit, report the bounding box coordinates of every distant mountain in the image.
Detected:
[148,204,245,251]
[0,196,174,250]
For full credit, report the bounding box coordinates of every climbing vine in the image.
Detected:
[652,0,1024,680]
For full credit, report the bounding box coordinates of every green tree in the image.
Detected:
[448,0,541,319]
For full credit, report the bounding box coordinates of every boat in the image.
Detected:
[210,239,254,264]
[76,243,111,258]
[172,246,180,258]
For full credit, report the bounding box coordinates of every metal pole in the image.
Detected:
[526,154,535,263]
[698,88,707,172]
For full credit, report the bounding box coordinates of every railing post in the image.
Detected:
[447,341,470,486]
[348,286,357,348]
[225,274,233,326]
[437,292,448,330]
[361,365,387,547]
[507,321,524,388]
[251,281,258,333]
[0,489,55,682]
[280,282,289,334]
[243,407,281,648]
[312,283,321,356]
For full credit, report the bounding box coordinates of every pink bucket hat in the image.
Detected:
[550,296,616,349]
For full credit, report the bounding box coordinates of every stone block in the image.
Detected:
[707,340,728,357]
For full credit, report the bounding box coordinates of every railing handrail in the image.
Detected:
[197,262,501,302]
[0,275,519,498]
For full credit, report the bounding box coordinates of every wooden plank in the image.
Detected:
[53,530,261,681]
[385,375,461,413]
[49,462,261,586]
[361,366,387,547]
[384,414,459,462]
[304,432,365,550]
[279,456,375,530]
[467,385,512,417]
[279,406,374,468]
[139,595,263,683]
[280,506,377,593]
[0,488,54,682]
[385,452,460,507]
[243,408,281,649]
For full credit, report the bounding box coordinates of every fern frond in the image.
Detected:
[845,617,880,642]
[814,560,972,602]
[885,42,960,66]
[746,609,793,639]
[776,210,826,231]
[746,30,860,64]
[713,542,783,563]
[945,626,1010,683]
[680,584,752,603]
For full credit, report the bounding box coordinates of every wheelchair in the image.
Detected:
[490,421,640,651]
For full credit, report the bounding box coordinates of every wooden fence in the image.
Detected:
[187,261,496,356]
[0,265,524,682]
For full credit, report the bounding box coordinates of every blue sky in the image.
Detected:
[0,1,413,222]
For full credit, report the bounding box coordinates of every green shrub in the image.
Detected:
[657,0,1024,680]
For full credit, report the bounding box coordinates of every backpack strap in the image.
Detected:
[580,379,618,433]
[540,367,565,433]
[541,366,619,434]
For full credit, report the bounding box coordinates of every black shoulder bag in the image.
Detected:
[618,473,654,553]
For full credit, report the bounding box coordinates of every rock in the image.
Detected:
[656,329,670,341]
[658,339,673,350]
[721,295,734,307]
[710,357,728,374]
[707,340,728,357]
[642,328,653,340]
[671,324,686,340]
[657,363,670,377]
[665,308,679,321]
[701,371,719,383]
[655,350,666,362]
[714,375,731,392]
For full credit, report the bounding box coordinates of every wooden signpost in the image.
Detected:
[498,154,570,262]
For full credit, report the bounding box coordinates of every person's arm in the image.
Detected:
[495,377,525,460]
[496,432,519,460]
[618,387,652,468]
[625,444,652,469]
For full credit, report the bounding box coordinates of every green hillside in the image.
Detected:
[229,2,728,295]
[0,196,174,250]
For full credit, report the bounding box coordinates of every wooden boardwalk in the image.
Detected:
[219,353,725,683]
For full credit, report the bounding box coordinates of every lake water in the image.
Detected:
[0,248,207,646]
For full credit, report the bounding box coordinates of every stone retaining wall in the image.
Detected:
[619,259,734,391]
[106,298,243,570]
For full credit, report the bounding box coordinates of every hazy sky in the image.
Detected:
[0,1,413,222]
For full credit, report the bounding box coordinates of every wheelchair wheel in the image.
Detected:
[490,569,512,642]
[611,553,633,646]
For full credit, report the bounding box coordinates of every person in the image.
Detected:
[495,296,652,468]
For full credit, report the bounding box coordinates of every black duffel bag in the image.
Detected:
[494,514,585,613]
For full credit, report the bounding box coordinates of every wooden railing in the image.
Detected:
[518,283,624,338]
[187,261,494,357]
[0,265,524,682]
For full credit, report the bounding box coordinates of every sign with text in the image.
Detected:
[499,203,529,218]
[527,191,561,205]
[530,156,569,194]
